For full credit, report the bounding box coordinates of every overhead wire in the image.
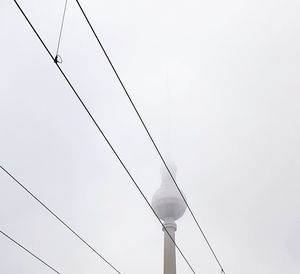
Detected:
[55,0,68,64]
[74,0,225,272]
[0,165,121,274]
[0,230,61,274]
[12,1,197,273]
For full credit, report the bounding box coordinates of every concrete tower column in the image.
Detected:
[163,221,177,274]
[152,162,187,274]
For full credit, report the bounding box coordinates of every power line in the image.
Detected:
[12,1,197,273]
[55,0,68,64]
[74,0,225,272]
[0,165,121,274]
[0,230,61,274]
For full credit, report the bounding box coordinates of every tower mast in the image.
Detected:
[152,163,187,274]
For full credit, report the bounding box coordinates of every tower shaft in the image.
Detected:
[163,222,177,274]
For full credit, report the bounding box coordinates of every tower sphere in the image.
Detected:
[151,163,187,222]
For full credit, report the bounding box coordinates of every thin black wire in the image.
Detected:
[0,230,61,274]
[13,1,197,273]
[74,1,225,272]
[0,165,121,274]
[55,0,68,60]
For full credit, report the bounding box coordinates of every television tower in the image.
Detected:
[152,162,187,274]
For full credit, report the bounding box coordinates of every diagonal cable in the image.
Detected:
[12,1,197,273]
[0,230,61,274]
[74,0,225,272]
[55,0,68,63]
[0,165,121,274]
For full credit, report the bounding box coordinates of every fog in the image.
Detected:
[1,0,300,273]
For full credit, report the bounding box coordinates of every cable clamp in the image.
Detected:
[54,55,62,64]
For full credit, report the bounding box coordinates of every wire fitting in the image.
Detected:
[54,55,62,64]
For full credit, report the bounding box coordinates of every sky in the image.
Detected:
[0,0,300,273]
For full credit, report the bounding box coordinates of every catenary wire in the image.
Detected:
[0,165,121,274]
[12,1,197,273]
[0,230,61,274]
[55,0,68,62]
[74,0,225,272]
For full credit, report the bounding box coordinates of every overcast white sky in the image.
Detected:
[1,0,300,273]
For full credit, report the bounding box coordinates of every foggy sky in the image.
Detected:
[1,0,300,273]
